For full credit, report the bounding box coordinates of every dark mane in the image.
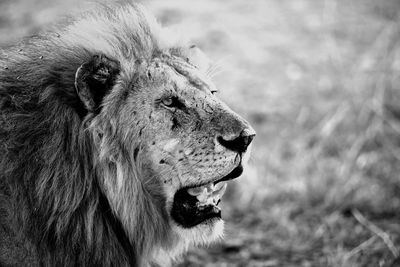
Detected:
[0,42,137,267]
[0,3,174,266]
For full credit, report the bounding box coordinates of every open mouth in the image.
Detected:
[171,163,244,228]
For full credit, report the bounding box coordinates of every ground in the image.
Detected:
[1,0,400,266]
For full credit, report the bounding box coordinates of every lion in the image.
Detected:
[0,3,255,266]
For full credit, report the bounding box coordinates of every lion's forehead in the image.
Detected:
[148,55,217,95]
[166,58,216,93]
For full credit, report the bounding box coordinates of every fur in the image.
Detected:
[0,2,255,266]
[0,3,183,266]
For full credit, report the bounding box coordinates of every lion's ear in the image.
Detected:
[75,54,120,112]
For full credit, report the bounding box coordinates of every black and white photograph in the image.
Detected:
[1,0,400,266]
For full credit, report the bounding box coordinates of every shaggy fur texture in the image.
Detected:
[0,2,255,266]
[0,4,177,266]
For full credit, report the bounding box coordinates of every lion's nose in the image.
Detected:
[217,128,256,153]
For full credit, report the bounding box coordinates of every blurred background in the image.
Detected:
[2,0,400,266]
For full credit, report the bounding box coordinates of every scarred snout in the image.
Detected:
[212,105,256,154]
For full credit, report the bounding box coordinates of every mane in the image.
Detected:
[0,3,184,266]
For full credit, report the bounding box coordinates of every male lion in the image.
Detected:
[0,3,255,266]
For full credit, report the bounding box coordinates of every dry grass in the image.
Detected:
[1,0,400,266]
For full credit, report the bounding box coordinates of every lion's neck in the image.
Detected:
[98,194,138,266]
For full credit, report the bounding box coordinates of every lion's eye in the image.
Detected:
[161,96,184,110]
[211,90,218,95]
[162,97,174,107]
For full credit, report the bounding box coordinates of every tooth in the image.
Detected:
[187,182,228,205]
[213,182,227,193]
[213,182,224,191]
[196,188,208,202]
[206,183,214,193]
[212,183,227,198]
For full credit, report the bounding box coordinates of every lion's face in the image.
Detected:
[110,48,255,249]
[80,46,255,260]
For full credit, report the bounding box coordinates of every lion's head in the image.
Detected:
[0,3,254,266]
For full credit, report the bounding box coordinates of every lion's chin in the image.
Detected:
[151,219,224,265]
[173,217,225,248]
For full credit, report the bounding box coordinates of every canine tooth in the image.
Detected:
[213,182,227,192]
[212,182,227,198]
[196,188,209,202]
[189,182,228,205]
[213,182,224,191]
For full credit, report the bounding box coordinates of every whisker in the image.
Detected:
[206,57,228,79]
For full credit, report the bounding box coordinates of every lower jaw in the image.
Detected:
[170,197,222,228]
[173,217,225,241]
[200,216,223,227]
[171,162,244,228]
